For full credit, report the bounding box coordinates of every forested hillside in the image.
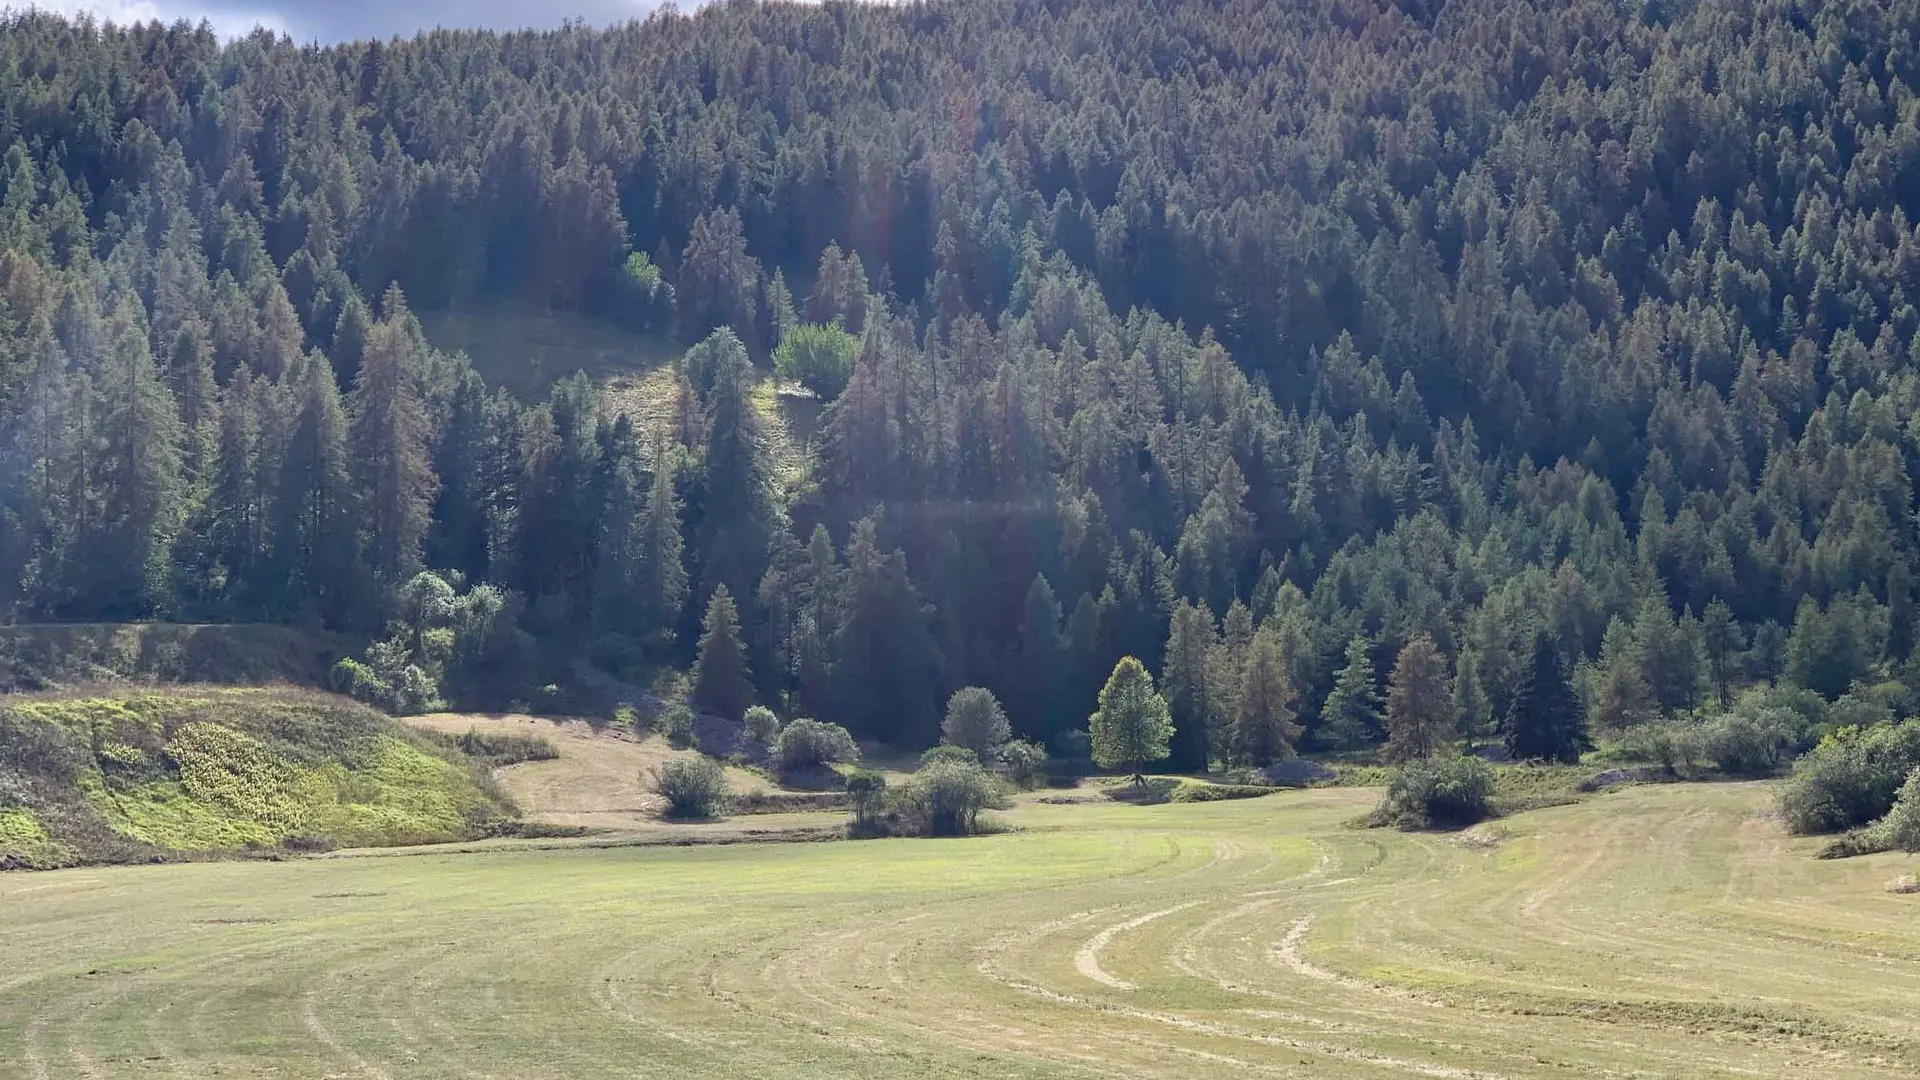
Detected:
[2,0,1920,759]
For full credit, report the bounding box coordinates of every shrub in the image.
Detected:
[614,704,644,734]
[772,323,859,400]
[449,729,559,767]
[894,760,1000,836]
[1618,721,1701,776]
[845,769,889,836]
[997,739,1048,788]
[920,744,979,769]
[743,705,781,745]
[651,756,728,819]
[1376,756,1496,829]
[1169,781,1276,803]
[1778,720,1920,834]
[662,705,695,749]
[1884,769,1920,854]
[773,718,861,773]
[1696,708,1804,777]
[941,687,1011,760]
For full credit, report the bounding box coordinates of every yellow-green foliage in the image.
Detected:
[0,806,72,869]
[1,688,515,864]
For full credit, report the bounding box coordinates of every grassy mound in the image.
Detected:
[0,622,347,692]
[0,688,514,869]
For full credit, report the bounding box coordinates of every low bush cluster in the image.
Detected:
[844,760,1005,838]
[1374,756,1496,829]
[1778,720,1920,835]
[446,729,559,767]
[773,718,861,776]
[651,756,729,819]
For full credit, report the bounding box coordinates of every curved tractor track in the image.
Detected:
[4,783,1919,1079]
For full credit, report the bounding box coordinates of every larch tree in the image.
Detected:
[349,290,437,595]
[1384,634,1455,762]
[1234,629,1302,766]
[1090,655,1174,782]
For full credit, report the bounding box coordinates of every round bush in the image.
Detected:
[897,760,999,836]
[651,756,729,819]
[997,738,1048,788]
[920,744,979,769]
[1884,769,1920,854]
[743,705,780,745]
[1778,720,1920,834]
[773,718,861,773]
[1378,756,1495,829]
[941,687,1011,760]
[772,323,859,400]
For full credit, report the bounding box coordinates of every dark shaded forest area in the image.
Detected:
[2,0,1919,761]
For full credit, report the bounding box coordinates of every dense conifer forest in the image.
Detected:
[3,0,1920,761]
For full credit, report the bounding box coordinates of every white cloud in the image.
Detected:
[14,0,288,38]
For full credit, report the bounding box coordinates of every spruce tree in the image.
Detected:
[1234,630,1302,766]
[692,584,754,721]
[1320,635,1382,749]
[1505,635,1588,763]
[638,451,689,648]
[1089,655,1173,782]
[1384,635,1454,762]
[1014,573,1069,738]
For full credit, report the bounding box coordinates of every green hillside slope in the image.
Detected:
[0,689,515,870]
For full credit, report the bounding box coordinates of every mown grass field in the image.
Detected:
[4,782,1919,1079]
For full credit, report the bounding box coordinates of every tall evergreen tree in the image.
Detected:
[1013,573,1069,739]
[691,584,753,721]
[349,293,436,594]
[1320,635,1382,749]
[1505,635,1588,763]
[1161,601,1217,771]
[1234,629,1302,766]
[83,294,184,616]
[275,355,361,625]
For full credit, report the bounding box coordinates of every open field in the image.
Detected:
[6,782,1920,1078]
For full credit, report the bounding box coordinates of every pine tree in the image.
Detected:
[1234,630,1302,766]
[1384,635,1454,762]
[692,584,754,721]
[1701,598,1743,707]
[349,293,436,593]
[1161,601,1217,771]
[1089,655,1173,781]
[1320,635,1382,749]
[1505,635,1588,763]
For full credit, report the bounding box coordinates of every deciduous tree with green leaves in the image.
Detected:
[1090,656,1173,782]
